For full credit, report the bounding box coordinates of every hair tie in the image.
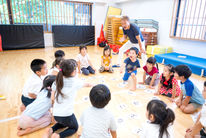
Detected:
[59,68,62,71]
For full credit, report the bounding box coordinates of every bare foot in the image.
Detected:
[43,128,53,138]
[17,128,31,136]
[17,126,22,130]
[51,133,60,138]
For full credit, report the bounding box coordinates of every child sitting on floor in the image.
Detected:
[44,59,92,138]
[80,84,117,138]
[120,47,140,91]
[140,100,175,138]
[54,50,65,59]
[175,65,204,114]
[77,46,96,75]
[155,64,181,102]
[21,59,48,111]
[17,75,55,136]
[185,81,206,138]
[99,46,114,73]
[48,58,64,76]
[139,57,159,89]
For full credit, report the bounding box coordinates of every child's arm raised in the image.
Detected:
[110,130,117,138]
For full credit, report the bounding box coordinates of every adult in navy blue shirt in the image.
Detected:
[115,16,147,67]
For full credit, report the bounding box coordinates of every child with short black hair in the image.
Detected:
[54,50,65,59]
[44,59,92,138]
[48,57,64,76]
[155,64,181,102]
[21,59,48,111]
[120,47,140,91]
[17,75,55,136]
[80,84,117,138]
[175,65,204,114]
[99,46,114,73]
[77,46,96,75]
[141,100,175,138]
[139,57,159,88]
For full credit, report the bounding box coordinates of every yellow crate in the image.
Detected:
[146,45,173,55]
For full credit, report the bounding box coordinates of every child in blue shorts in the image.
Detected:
[120,47,140,91]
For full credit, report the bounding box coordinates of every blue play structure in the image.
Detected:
[155,52,206,77]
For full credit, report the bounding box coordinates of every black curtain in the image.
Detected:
[0,25,44,50]
[52,25,95,47]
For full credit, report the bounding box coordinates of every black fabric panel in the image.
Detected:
[52,25,95,47]
[0,25,44,50]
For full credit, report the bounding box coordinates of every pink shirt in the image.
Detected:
[143,66,159,76]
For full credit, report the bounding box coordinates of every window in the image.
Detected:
[170,0,206,41]
[0,0,92,32]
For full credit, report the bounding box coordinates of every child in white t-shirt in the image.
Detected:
[43,59,92,138]
[80,84,117,138]
[17,75,56,136]
[140,100,175,138]
[21,59,48,111]
[77,46,96,75]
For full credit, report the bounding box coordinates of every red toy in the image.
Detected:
[97,24,107,45]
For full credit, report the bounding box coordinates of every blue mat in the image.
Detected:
[155,52,206,77]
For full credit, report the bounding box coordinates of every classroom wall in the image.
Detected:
[117,0,206,59]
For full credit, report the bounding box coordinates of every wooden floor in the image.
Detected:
[0,46,205,138]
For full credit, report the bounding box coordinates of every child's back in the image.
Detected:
[141,122,173,138]
[52,77,84,116]
[80,84,117,138]
[80,107,116,138]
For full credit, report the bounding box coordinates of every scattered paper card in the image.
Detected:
[151,96,160,100]
[136,84,146,89]
[132,128,142,135]
[144,89,155,94]
[118,104,127,110]
[132,100,142,107]
[128,91,137,96]
[82,96,89,102]
[128,113,140,120]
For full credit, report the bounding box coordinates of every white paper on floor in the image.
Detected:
[116,117,125,126]
[132,100,142,107]
[81,78,86,81]
[128,91,137,96]
[144,89,155,94]
[151,96,160,100]
[97,76,105,79]
[132,127,142,135]
[110,77,118,81]
[128,113,140,120]
[117,82,127,88]
[82,96,89,102]
[118,103,127,110]
[136,84,146,89]
[191,111,200,122]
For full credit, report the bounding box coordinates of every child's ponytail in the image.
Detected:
[40,75,56,98]
[55,59,77,103]
[56,70,64,103]
[147,100,175,138]
[159,108,175,138]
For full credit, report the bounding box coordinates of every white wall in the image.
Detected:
[92,2,118,45]
[117,0,206,59]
